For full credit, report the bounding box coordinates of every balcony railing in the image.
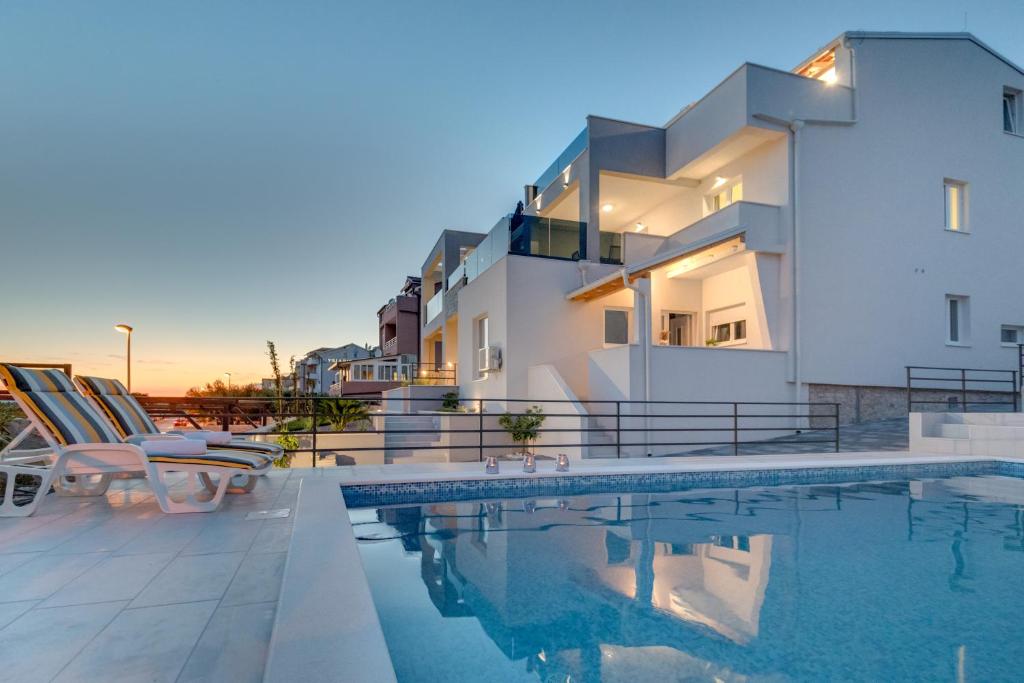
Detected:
[510,216,586,261]
[343,362,456,386]
[534,128,587,191]
[382,337,398,356]
[599,231,623,265]
[447,262,466,290]
[424,290,443,323]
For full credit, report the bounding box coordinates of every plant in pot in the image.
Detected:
[440,391,460,412]
[498,406,545,457]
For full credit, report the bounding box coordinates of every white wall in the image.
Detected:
[798,37,1024,388]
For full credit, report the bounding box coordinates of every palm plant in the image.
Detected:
[318,398,370,432]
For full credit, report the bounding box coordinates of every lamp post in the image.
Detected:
[114,324,133,392]
[224,372,232,391]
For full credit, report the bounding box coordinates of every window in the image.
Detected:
[1001,325,1024,346]
[1004,88,1021,134]
[709,320,747,345]
[946,295,970,345]
[474,316,489,378]
[944,180,967,232]
[604,309,629,345]
[708,181,743,212]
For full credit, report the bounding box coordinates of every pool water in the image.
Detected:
[352,475,1024,682]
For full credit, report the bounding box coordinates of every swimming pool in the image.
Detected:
[351,471,1024,681]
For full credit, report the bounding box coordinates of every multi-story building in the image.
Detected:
[424,31,1024,424]
[420,229,486,374]
[331,277,435,396]
[295,344,373,395]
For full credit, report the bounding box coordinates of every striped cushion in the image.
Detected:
[76,375,160,437]
[0,365,123,446]
[147,447,271,470]
[217,440,283,457]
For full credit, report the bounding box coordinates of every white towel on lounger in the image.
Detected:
[141,439,208,456]
[180,431,234,446]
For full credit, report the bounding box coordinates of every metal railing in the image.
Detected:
[134,395,840,468]
[906,366,1020,413]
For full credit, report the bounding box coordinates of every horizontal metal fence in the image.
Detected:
[135,395,840,467]
[906,366,1019,413]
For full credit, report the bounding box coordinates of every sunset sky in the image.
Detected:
[3,0,1022,394]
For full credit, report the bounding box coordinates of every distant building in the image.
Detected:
[296,344,372,395]
[260,377,296,393]
[330,277,442,396]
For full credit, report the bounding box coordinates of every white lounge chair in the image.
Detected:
[76,374,283,493]
[0,364,272,515]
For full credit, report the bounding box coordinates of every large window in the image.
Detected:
[1005,88,1021,134]
[944,180,967,232]
[604,309,629,345]
[946,295,970,345]
[661,312,694,346]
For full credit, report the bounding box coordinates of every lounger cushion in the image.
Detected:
[0,365,123,446]
[147,447,271,470]
[78,375,284,458]
[75,375,161,437]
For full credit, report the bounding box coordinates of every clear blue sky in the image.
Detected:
[3,0,1022,392]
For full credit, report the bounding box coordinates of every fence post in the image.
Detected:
[478,398,484,462]
[615,401,621,459]
[311,399,318,468]
[1015,371,1020,413]
[221,400,230,432]
[732,403,739,456]
[905,367,911,414]
[960,369,967,413]
[834,403,840,453]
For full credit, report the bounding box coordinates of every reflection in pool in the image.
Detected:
[352,476,1024,681]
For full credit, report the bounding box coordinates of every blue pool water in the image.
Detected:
[352,475,1024,681]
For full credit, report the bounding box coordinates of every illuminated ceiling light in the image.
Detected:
[820,67,837,85]
[711,176,728,189]
[635,222,646,232]
[601,203,614,213]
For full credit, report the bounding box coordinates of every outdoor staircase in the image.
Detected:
[382,414,447,463]
[911,412,1024,458]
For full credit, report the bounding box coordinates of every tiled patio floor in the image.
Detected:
[0,469,296,683]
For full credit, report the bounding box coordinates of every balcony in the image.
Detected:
[533,128,587,190]
[382,336,398,356]
[424,290,443,323]
[646,201,783,262]
[665,63,854,178]
[510,215,586,261]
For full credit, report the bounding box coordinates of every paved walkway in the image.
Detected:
[0,470,296,683]
[687,417,909,456]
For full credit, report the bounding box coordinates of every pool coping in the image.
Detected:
[263,451,1024,682]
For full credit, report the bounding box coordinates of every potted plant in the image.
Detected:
[498,406,545,457]
[440,391,461,412]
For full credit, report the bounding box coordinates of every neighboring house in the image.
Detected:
[296,344,373,395]
[260,377,296,393]
[331,277,433,396]
[423,31,1024,424]
[420,229,487,374]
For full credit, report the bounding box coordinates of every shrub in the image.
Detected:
[498,406,545,455]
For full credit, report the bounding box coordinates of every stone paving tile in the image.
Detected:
[0,599,38,630]
[112,515,210,556]
[54,600,219,683]
[250,519,294,554]
[0,551,43,578]
[130,551,246,608]
[221,552,286,606]
[0,553,109,603]
[177,601,277,683]
[180,518,263,555]
[0,600,127,682]
[41,552,177,608]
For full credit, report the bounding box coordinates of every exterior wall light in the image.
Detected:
[601,203,614,213]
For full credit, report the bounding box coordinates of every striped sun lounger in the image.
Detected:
[0,364,272,515]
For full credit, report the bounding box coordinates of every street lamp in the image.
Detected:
[114,324,133,392]
[224,372,232,390]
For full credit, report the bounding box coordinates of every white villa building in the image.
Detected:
[421,32,1024,425]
